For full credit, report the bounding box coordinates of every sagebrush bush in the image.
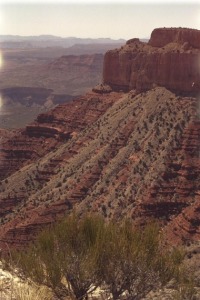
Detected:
[8,214,191,300]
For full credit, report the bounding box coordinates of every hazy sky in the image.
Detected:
[0,0,200,39]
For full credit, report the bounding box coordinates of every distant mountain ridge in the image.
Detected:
[0,34,125,42]
[0,35,126,48]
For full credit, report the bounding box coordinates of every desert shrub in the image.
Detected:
[97,221,185,300]
[53,214,104,299]
[11,214,104,300]
[9,215,189,300]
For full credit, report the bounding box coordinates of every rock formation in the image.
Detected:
[103,27,200,94]
[149,27,200,48]
[0,28,199,250]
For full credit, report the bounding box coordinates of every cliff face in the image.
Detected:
[103,28,200,94]
[149,28,200,48]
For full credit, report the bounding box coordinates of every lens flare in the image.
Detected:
[0,52,3,69]
[0,95,2,109]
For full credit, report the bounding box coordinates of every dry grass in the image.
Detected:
[0,261,53,300]
[14,282,53,300]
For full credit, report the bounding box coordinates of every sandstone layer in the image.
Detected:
[103,28,200,94]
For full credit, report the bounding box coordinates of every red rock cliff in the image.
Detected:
[149,27,200,48]
[103,27,200,94]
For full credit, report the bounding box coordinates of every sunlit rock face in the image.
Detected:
[103,27,200,95]
[149,27,200,48]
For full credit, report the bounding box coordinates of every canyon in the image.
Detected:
[0,53,104,128]
[0,27,199,250]
[0,38,126,129]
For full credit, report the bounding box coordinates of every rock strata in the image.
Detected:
[103,27,200,94]
[0,87,199,250]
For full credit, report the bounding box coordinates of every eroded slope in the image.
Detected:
[0,87,199,249]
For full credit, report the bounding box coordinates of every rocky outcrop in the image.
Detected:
[103,27,200,94]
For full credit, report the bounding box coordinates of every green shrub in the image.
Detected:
[9,215,189,300]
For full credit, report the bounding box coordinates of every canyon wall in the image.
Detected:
[103,28,200,94]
